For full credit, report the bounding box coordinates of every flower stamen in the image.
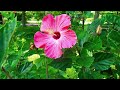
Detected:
[53,32,61,40]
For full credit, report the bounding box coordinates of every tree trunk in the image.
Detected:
[22,11,26,27]
[94,11,100,20]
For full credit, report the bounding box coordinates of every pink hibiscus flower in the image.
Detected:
[34,14,77,59]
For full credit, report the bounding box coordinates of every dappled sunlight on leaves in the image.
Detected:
[1,11,120,79]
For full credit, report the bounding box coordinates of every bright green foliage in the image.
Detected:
[65,67,78,79]
[0,11,120,79]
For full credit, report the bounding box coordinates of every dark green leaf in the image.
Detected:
[20,62,33,74]
[49,58,72,71]
[0,17,17,65]
[108,30,120,45]
[77,56,94,68]
[84,36,102,51]
[92,71,106,79]
[78,30,90,47]
[87,18,101,34]
[93,60,113,71]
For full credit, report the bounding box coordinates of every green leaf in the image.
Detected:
[0,17,17,65]
[47,66,58,79]
[18,61,33,74]
[108,30,120,45]
[84,11,93,18]
[107,30,120,52]
[37,67,46,79]
[63,47,77,59]
[105,14,120,24]
[78,30,90,47]
[11,58,20,68]
[87,16,106,35]
[65,67,78,79]
[99,30,108,47]
[92,71,107,79]
[78,67,93,79]
[34,57,46,69]
[93,52,114,71]
[0,25,3,30]
[1,11,15,19]
[87,18,101,34]
[80,48,93,57]
[9,12,15,19]
[20,63,33,74]
[76,56,94,68]
[49,58,72,71]
[93,59,114,71]
[84,36,102,51]
[7,54,19,68]
[1,11,10,18]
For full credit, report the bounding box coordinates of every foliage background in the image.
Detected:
[0,11,120,79]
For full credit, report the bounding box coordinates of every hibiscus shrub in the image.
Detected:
[0,11,120,79]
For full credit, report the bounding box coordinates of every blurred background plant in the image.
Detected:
[0,11,120,79]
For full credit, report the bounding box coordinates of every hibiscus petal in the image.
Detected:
[44,39,63,59]
[41,14,55,32]
[59,30,77,48]
[55,14,71,31]
[34,31,49,48]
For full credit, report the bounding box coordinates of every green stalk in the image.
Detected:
[45,58,49,79]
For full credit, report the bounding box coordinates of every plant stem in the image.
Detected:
[22,11,26,27]
[82,67,86,79]
[75,46,81,56]
[45,58,49,79]
[117,11,119,15]
[1,66,12,79]
[81,11,84,30]
[94,11,100,20]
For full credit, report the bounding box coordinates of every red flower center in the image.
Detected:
[53,32,61,40]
